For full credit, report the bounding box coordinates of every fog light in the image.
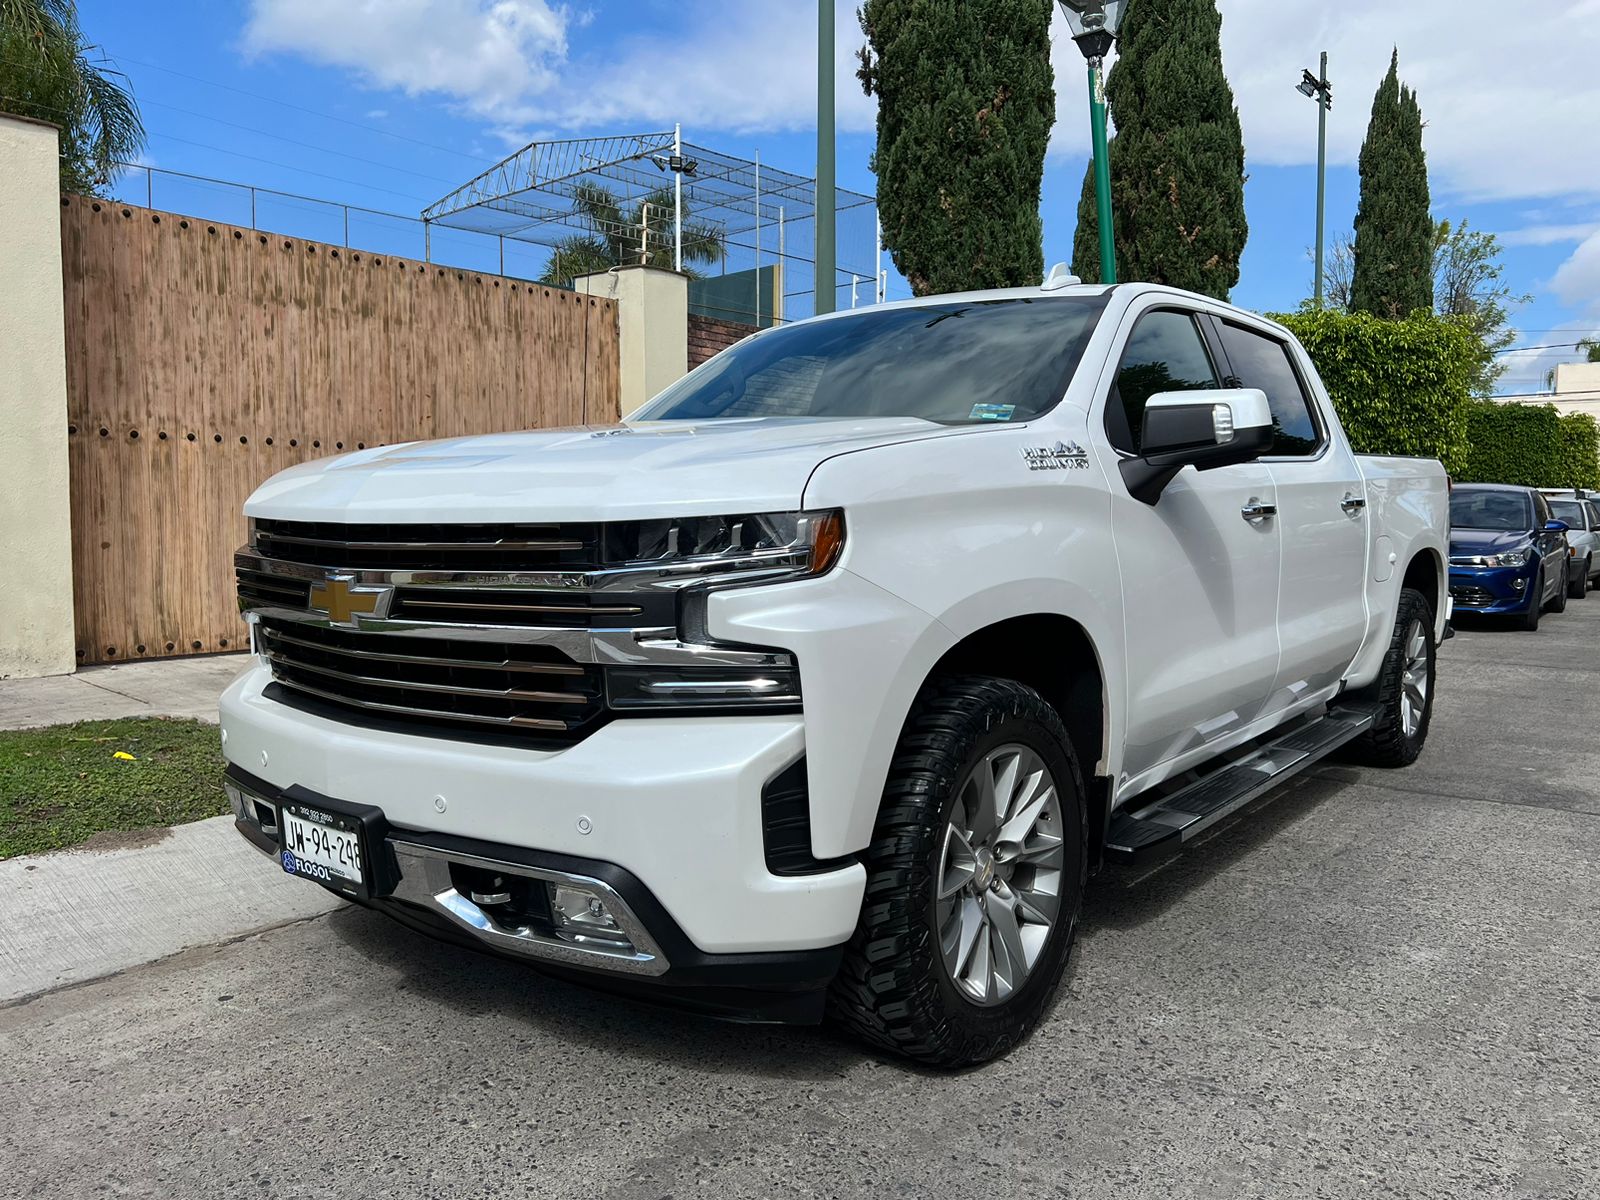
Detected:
[1512,577,1527,591]
[549,884,630,947]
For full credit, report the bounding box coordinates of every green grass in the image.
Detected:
[0,718,227,859]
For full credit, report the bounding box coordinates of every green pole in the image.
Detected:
[1313,50,1329,309]
[815,0,837,314]
[1088,59,1116,285]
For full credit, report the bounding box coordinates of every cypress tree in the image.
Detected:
[1070,0,1247,299]
[859,0,1055,295]
[1350,50,1433,318]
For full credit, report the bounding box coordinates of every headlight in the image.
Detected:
[1454,546,1532,568]
[602,509,845,589]
[598,511,841,714]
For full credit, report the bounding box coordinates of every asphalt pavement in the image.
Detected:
[2,605,1597,1199]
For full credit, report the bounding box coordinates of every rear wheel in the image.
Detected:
[829,676,1086,1067]
[1570,557,1590,600]
[1345,588,1436,768]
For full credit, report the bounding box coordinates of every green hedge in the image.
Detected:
[1274,310,1478,475]
[1458,403,1600,489]
[1460,401,1561,487]
[1559,413,1600,490]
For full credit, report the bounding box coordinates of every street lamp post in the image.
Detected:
[1058,0,1128,285]
[1298,54,1333,308]
[816,0,837,314]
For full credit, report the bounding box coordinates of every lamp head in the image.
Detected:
[1058,0,1127,60]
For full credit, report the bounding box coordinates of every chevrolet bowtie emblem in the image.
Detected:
[308,576,390,625]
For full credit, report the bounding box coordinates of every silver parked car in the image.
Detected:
[1543,492,1600,599]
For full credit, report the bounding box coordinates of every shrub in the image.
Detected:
[1558,412,1600,490]
[1459,401,1563,487]
[1274,309,1476,474]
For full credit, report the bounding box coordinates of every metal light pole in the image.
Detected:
[1298,55,1333,308]
[1059,1,1128,285]
[816,0,836,314]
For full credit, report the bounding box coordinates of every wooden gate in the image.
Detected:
[60,196,621,666]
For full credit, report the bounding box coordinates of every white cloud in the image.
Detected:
[1499,222,1600,248]
[242,0,1600,208]
[243,0,568,120]
[1553,232,1600,312]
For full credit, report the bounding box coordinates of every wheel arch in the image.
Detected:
[925,612,1112,864]
[1401,547,1447,636]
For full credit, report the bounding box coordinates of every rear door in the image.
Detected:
[1093,302,1281,791]
[1212,319,1370,712]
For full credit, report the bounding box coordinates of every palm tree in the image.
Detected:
[0,0,144,194]
[540,181,724,287]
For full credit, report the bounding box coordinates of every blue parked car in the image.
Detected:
[1449,484,1570,630]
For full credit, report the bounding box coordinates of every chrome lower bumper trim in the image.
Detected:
[227,779,668,976]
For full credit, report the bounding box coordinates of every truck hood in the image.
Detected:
[245,417,973,523]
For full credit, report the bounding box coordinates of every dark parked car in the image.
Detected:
[1449,484,1569,630]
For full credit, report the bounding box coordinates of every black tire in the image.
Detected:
[1570,558,1590,600]
[1520,570,1543,631]
[1344,588,1437,768]
[828,676,1086,1068]
[1549,567,1568,613]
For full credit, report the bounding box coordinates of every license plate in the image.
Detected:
[280,804,366,891]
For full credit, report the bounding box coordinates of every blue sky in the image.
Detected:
[75,0,1600,395]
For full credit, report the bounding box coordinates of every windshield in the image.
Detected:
[635,296,1108,425]
[1550,500,1585,528]
[1451,488,1533,531]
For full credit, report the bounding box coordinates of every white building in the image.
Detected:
[1496,362,1600,418]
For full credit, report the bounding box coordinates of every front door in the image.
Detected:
[1093,305,1282,793]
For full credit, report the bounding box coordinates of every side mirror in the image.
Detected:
[1546,520,1570,533]
[1119,388,1274,505]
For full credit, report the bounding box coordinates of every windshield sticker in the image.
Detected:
[970,403,1017,422]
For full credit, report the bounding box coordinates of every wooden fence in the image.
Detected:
[60,195,621,666]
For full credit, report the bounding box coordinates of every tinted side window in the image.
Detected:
[1109,311,1219,453]
[1533,491,1551,525]
[1587,502,1600,529]
[1216,322,1321,456]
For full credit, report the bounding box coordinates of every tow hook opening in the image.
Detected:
[448,863,551,931]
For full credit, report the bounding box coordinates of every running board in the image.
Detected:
[1104,705,1378,865]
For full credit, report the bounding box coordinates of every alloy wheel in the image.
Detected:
[936,744,1066,1007]
[1399,618,1430,738]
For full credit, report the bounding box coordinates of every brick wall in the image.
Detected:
[688,312,756,368]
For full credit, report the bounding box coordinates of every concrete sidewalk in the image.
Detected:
[0,654,248,730]
[0,814,341,1004]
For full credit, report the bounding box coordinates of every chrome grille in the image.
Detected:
[258,618,606,743]
[237,566,311,612]
[253,518,603,571]
[387,588,673,628]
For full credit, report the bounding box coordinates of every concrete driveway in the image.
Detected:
[2,607,1597,1199]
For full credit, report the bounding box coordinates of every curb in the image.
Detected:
[0,814,342,1003]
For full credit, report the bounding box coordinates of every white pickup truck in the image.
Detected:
[222,278,1451,1066]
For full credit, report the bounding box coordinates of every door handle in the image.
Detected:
[1241,500,1277,523]
[1341,494,1367,515]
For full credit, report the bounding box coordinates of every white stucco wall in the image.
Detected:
[574,266,688,417]
[0,115,76,678]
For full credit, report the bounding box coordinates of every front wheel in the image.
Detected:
[1345,588,1436,768]
[1549,566,1569,613]
[829,676,1086,1067]
[1520,570,1544,631]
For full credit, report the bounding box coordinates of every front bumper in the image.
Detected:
[219,663,866,1017]
[226,766,845,1021]
[1448,563,1538,615]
